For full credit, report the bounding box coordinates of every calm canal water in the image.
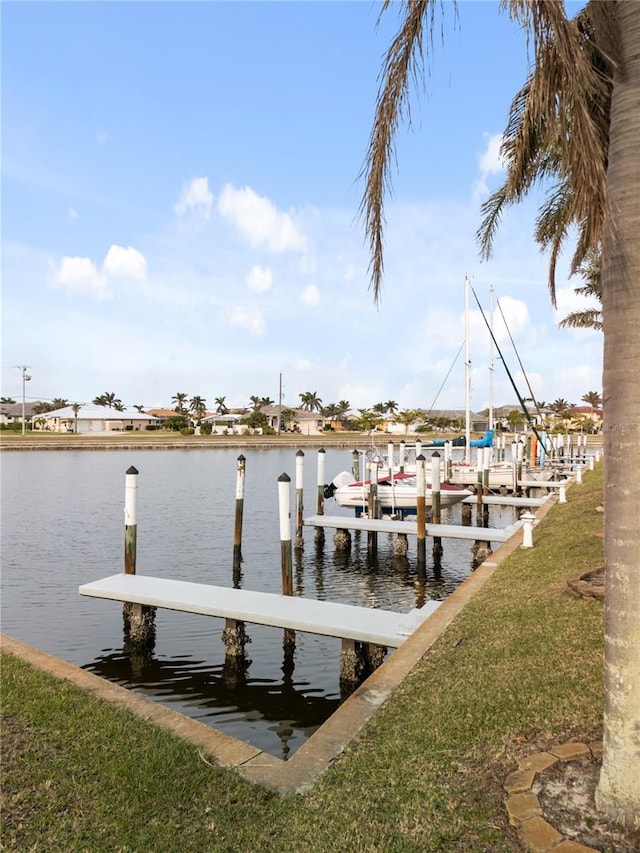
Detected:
[1,447,517,758]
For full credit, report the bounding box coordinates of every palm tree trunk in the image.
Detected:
[595,1,640,827]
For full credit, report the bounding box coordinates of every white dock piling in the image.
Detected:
[521,512,535,548]
[315,449,326,547]
[278,472,295,652]
[122,466,155,648]
[294,450,304,550]
[233,454,246,575]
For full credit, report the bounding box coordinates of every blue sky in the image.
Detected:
[2,0,601,414]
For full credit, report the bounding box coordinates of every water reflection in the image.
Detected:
[83,646,341,760]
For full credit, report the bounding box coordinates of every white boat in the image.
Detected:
[326,471,473,512]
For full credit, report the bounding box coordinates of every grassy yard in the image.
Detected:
[2,467,605,852]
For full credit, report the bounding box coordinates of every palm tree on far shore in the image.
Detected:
[582,391,603,408]
[71,402,81,434]
[299,391,322,412]
[171,392,188,416]
[189,395,207,425]
[360,1,640,824]
[93,392,119,408]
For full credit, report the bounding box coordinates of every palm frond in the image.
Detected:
[359,0,445,302]
[558,309,603,331]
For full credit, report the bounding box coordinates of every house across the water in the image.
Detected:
[32,405,159,433]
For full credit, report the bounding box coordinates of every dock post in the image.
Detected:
[124,466,138,576]
[472,452,492,566]
[576,464,583,484]
[559,482,567,503]
[339,639,364,690]
[387,441,394,476]
[122,466,156,650]
[475,452,484,523]
[352,449,360,481]
[482,446,491,526]
[222,455,251,658]
[232,454,246,582]
[521,511,535,548]
[431,452,443,563]
[314,449,326,548]
[444,440,452,483]
[367,457,379,556]
[399,441,406,473]
[221,617,251,663]
[416,454,427,570]
[278,472,296,652]
[415,439,422,459]
[294,450,304,550]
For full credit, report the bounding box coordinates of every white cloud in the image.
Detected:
[68,207,78,220]
[174,177,213,219]
[479,133,505,176]
[217,184,307,252]
[299,283,319,306]
[96,131,107,144]
[472,132,505,202]
[102,245,147,281]
[297,256,317,275]
[245,265,272,293]
[227,306,266,335]
[49,256,108,298]
[344,263,356,282]
[494,295,530,339]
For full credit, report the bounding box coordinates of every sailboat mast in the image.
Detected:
[464,275,471,460]
[489,285,495,432]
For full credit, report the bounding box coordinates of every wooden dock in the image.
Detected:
[461,494,550,507]
[79,574,441,648]
[516,478,571,489]
[303,515,524,543]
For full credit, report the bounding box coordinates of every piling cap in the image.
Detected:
[431,450,441,458]
[296,449,304,456]
[278,472,291,482]
[126,465,139,475]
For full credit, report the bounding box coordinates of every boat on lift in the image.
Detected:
[325,471,472,513]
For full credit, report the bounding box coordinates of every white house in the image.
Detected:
[33,405,159,433]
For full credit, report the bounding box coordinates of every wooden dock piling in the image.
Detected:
[314,449,326,547]
[431,452,443,562]
[122,466,156,649]
[278,472,295,652]
[224,455,250,656]
[367,456,380,556]
[232,454,246,578]
[416,454,426,569]
[294,450,304,550]
[124,466,138,576]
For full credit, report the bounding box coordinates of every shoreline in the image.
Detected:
[0,431,603,452]
[0,432,383,452]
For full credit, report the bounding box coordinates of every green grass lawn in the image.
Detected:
[2,467,605,852]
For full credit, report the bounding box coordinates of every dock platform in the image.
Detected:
[461,494,550,507]
[303,515,524,543]
[79,573,441,648]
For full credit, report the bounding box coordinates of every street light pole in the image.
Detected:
[20,366,31,436]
